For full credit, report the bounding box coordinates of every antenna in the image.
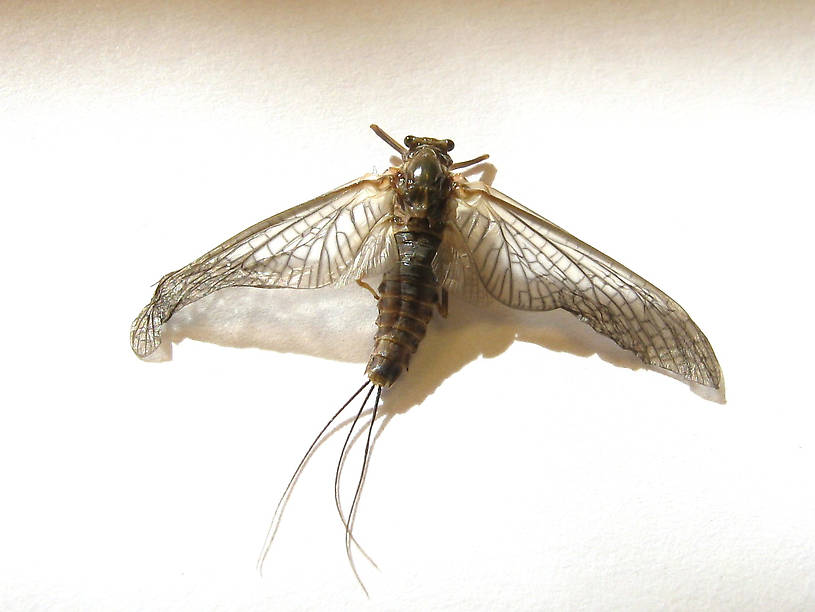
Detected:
[450,153,490,170]
[370,124,406,155]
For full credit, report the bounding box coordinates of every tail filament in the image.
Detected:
[257,380,383,595]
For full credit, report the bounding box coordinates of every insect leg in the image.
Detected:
[345,385,382,596]
[256,380,371,574]
[437,288,449,318]
[356,278,380,301]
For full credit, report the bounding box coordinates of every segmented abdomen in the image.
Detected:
[365,231,441,387]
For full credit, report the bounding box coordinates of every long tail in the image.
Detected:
[336,384,382,596]
[256,380,384,595]
[256,380,371,573]
[334,385,380,569]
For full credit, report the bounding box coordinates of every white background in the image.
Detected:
[2,1,814,609]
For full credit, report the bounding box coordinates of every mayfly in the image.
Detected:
[131,125,722,587]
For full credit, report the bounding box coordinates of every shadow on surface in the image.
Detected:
[143,281,717,415]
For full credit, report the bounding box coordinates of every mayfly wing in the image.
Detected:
[434,223,491,305]
[131,173,396,359]
[445,178,723,389]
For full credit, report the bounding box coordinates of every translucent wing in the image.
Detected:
[131,173,395,359]
[433,224,491,304]
[448,179,722,389]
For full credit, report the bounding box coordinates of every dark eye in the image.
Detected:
[444,139,454,152]
[404,135,417,148]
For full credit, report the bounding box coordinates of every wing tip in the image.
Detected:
[690,377,726,404]
[130,304,164,360]
[647,360,725,403]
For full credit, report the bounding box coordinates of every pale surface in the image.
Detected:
[2,1,814,610]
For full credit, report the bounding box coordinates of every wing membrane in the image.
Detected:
[449,180,722,389]
[131,174,395,358]
[433,225,490,304]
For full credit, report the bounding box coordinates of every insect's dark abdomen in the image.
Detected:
[366,231,441,387]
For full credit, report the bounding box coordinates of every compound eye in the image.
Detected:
[404,135,417,148]
[444,139,455,152]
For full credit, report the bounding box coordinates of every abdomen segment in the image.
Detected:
[365,232,440,387]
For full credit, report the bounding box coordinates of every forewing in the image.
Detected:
[449,179,722,389]
[131,174,395,359]
[434,225,490,304]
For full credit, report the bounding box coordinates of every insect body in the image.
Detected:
[131,125,722,587]
[132,125,721,391]
[366,136,455,386]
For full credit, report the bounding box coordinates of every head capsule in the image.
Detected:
[404,135,454,156]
